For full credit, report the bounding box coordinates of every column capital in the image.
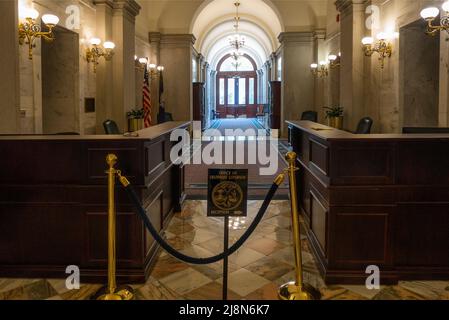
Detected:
[112,0,141,16]
[93,0,114,8]
[160,34,196,49]
[335,0,368,16]
[313,29,326,40]
[278,32,314,44]
[149,32,161,44]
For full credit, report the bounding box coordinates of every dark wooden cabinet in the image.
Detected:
[288,120,449,285]
[269,81,281,130]
[0,122,190,283]
[193,82,206,130]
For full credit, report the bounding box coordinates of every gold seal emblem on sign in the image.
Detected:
[212,181,243,211]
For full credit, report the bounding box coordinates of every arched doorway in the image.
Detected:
[216,53,259,118]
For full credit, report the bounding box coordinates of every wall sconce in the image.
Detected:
[310,61,328,78]
[135,57,148,71]
[361,33,393,69]
[18,8,60,60]
[328,53,341,68]
[420,2,449,36]
[86,38,115,73]
[135,56,164,79]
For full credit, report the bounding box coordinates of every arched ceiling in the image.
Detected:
[191,0,283,68]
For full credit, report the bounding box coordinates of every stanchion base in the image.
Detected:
[278,282,321,300]
[91,285,135,300]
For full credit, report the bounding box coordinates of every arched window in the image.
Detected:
[216,54,258,107]
[219,55,255,72]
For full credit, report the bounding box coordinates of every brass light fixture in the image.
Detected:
[18,8,60,60]
[310,61,329,78]
[361,33,393,69]
[86,38,115,73]
[228,1,245,50]
[135,57,164,79]
[328,53,341,68]
[420,2,449,35]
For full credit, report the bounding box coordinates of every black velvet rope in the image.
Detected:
[123,182,279,265]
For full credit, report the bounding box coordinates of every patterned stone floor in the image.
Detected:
[0,200,448,300]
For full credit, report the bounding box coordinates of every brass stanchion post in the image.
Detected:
[92,154,134,300]
[278,152,321,300]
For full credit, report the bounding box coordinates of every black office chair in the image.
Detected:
[157,112,174,124]
[301,111,318,122]
[103,120,120,134]
[355,117,373,134]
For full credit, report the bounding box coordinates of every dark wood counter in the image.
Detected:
[287,120,449,284]
[0,121,190,283]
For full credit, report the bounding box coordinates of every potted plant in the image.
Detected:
[126,108,145,132]
[324,106,344,129]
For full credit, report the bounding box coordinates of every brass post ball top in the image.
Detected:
[106,154,118,166]
[285,151,297,163]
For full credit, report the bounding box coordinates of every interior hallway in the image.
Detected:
[185,118,289,199]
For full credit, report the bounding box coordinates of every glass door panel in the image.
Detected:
[238,78,246,105]
[227,78,235,105]
[248,78,255,104]
[219,78,225,105]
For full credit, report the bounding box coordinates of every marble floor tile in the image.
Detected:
[179,244,216,259]
[245,256,294,281]
[263,216,292,228]
[269,246,295,266]
[397,281,449,300]
[60,284,103,300]
[166,236,192,251]
[166,222,195,235]
[197,237,226,253]
[243,282,280,300]
[264,229,293,244]
[0,280,58,300]
[245,237,286,256]
[180,229,219,244]
[190,261,239,281]
[151,254,190,279]
[0,278,40,294]
[159,268,213,295]
[228,247,266,268]
[341,284,385,299]
[47,279,72,295]
[184,281,241,300]
[217,269,270,297]
[372,285,427,300]
[135,279,182,300]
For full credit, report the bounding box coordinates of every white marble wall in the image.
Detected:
[279,32,315,137]
[17,0,98,134]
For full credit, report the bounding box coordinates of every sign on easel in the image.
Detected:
[207,169,248,217]
[207,168,248,301]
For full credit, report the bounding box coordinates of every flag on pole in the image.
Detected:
[143,66,152,128]
[159,69,164,104]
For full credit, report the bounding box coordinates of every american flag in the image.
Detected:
[143,66,152,128]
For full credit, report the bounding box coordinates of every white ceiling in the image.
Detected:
[191,0,283,66]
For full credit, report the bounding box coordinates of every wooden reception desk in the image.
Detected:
[287,121,449,284]
[0,121,190,283]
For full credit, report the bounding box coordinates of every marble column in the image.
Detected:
[111,0,140,131]
[159,34,196,121]
[278,32,315,137]
[93,0,114,133]
[313,30,327,111]
[149,32,161,123]
[439,31,449,127]
[336,0,367,131]
[0,0,20,134]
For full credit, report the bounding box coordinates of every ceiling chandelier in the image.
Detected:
[228,1,245,50]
